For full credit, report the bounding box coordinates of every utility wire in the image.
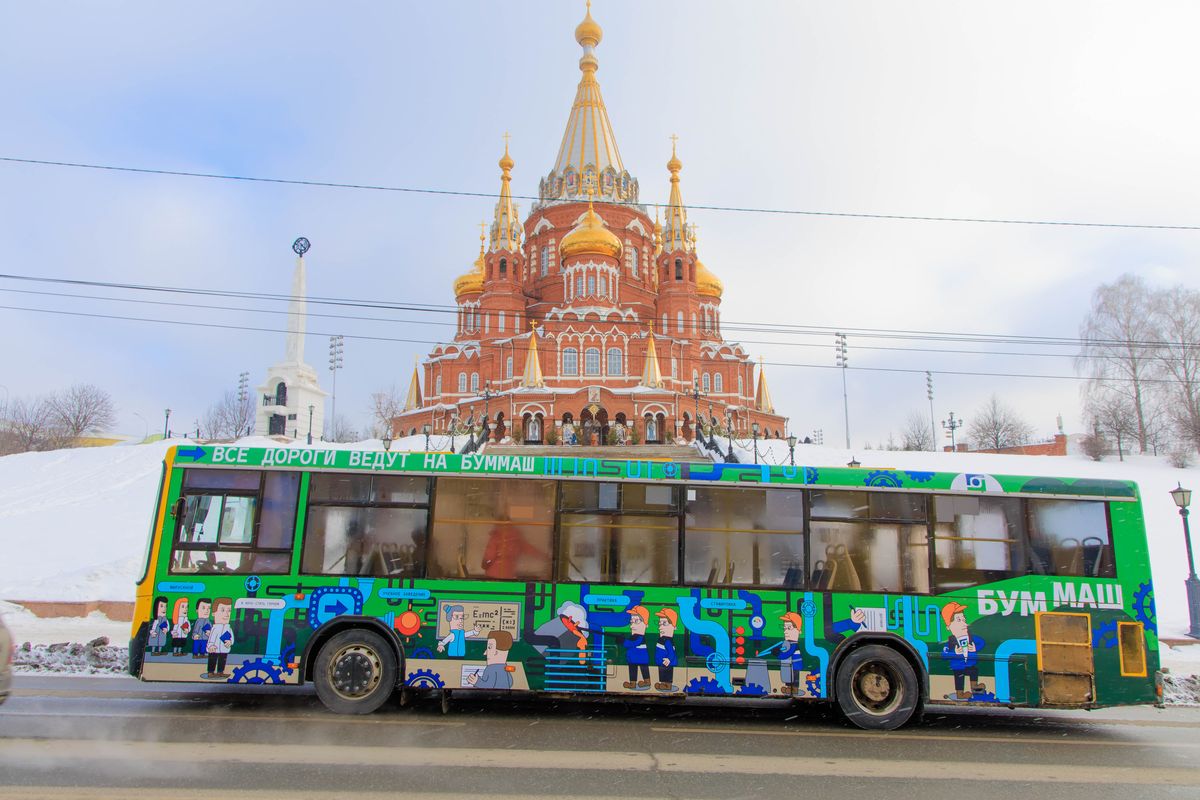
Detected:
[3,156,1199,231]
[2,271,1197,352]
[0,302,1191,385]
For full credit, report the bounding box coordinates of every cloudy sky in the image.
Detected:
[2,1,1198,447]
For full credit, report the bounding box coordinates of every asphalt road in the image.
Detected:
[1,675,1199,799]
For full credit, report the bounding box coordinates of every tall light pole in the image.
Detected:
[942,412,962,452]
[835,332,850,448]
[307,404,314,445]
[1170,484,1200,638]
[688,379,705,442]
[926,371,936,451]
[751,421,760,465]
[328,335,344,437]
[237,371,250,436]
[422,423,431,452]
[163,408,171,439]
[481,381,496,442]
[786,433,797,466]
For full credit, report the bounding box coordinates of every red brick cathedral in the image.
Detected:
[393,3,787,446]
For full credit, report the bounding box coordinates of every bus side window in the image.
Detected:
[809,490,929,594]
[932,496,1025,592]
[1028,499,1115,578]
[558,482,679,585]
[683,487,805,588]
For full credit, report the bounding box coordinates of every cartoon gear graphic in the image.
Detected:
[800,600,818,619]
[411,647,434,659]
[1092,620,1119,649]
[904,471,935,483]
[229,658,285,685]
[405,668,446,689]
[735,683,767,696]
[279,645,297,675]
[1133,582,1157,634]
[864,470,903,488]
[662,463,680,479]
[705,652,729,673]
[802,467,819,484]
[243,575,261,593]
[805,673,823,697]
[685,676,726,696]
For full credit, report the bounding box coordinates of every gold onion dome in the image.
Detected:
[560,199,622,260]
[696,260,723,298]
[575,0,603,47]
[454,230,487,296]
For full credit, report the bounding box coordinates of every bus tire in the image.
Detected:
[313,629,397,714]
[834,644,920,730]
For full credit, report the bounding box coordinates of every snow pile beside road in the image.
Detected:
[13,639,126,675]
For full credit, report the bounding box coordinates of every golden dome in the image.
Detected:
[560,200,622,260]
[454,232,487,297]
[696,260,723,298]
[575,0,602,47]
[498,141,514,172]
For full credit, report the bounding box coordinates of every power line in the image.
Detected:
[3,271,1197,352]
[0,302,1191,385]
[4,155,1199,231]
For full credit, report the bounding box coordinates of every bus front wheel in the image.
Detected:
[834,645,920,730]
[313,629,398,714]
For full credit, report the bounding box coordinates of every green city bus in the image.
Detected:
[129,444,1159,729]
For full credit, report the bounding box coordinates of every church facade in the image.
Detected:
[392,4,787,446]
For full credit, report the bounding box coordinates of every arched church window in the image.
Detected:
[584,347,601,376]
[693,369,699,387]
[435,375,442,396]
[599,275,607,296]
[275,382,287,407]
[671,357,678,378]
[607,347,622,376]
[498,310,505,332]
[500,258,507,277]
[738,375,743,398]
[661,313,667,332]
[540,247,549,276]
[563,348,579,376]
[677,311,684,334]
[675,258,683,281]
[576,277,584,297]
[630,248,639,276]
[702,373,711,393]
[587,275,596,296]
[471,373,479,393]
[506,356,513,380]
[485,311,489,334]
[458,373,467,394]
[714,373,723,393]
[645,415,657,442]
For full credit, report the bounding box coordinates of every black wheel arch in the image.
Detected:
[826,632,928,707]
[301,616,406,687]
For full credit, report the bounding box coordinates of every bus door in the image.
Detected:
[1034,611,1095,705]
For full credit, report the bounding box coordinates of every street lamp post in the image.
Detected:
[787,433,797,466]
[163,408,171,439]
[448,415,458,454]
[942,412,962,452]
[751,421,760,465]
[835,332,850,448]
[422,424,431,452]
[481,382,495,443]
[724,411,737,463]
[381,426,393,452]
[1170,484,1200,638]
[688,379,705,443]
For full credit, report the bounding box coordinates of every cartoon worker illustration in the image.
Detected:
[622,605,651,690]
[466,631,515,689]
[191,598,213,659]
[169,597,191,657]
[759,611,806,696]
[437,604,482,657]
[147,596,170,654]
[654,608,679,692]
[941,601,987,700]
[203,597,235,679]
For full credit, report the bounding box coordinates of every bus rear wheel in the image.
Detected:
[314,629,398,714]
[834,645,920,730]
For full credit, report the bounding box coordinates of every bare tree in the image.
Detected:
[1076,275,1157,453]
[201,391,253,440]
[6,396,70,452]
[966,394,1035,451]
[367,385,404,438]
[48,383,116,440]
[900,410,935,451]
[326,414,359,443]
[1085,391,1138,461]
[1152,285,1200,452]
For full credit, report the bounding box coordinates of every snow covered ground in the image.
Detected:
[0,436,1198,698]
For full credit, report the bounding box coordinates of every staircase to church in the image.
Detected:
[482,443,710,461]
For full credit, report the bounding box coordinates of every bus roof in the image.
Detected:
[165,444,1139,502]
